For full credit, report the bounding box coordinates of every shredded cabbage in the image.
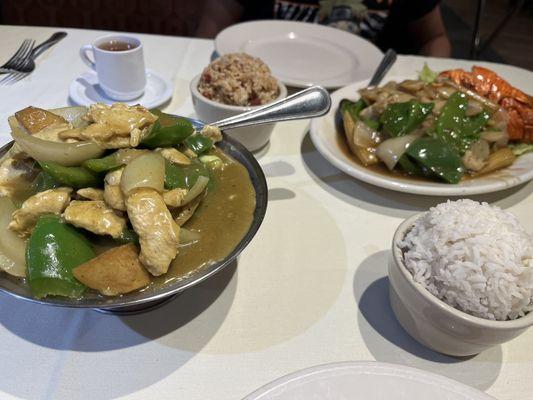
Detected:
[419,63,438,83]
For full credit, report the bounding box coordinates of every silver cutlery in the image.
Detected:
[1,32,67,84]
[187,86,332,131]
[0,39,35,74]
[368,48,397,87]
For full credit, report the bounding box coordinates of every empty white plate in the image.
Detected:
[69,69,172,109]
[215,20,382,89]
[243,362,494,400]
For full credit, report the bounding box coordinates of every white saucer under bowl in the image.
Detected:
[69,69,172,109]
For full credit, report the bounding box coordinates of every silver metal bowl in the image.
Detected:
[0,134,268,314]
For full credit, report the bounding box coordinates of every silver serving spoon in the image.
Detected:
[188,86,331,130]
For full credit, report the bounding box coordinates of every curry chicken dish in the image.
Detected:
[0,103,256,299]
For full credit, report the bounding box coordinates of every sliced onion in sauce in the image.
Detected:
[181,175,209,205]
[9,116,104,166]
[0,197,27,277]
[120,152,165,195]
[376,133,422,170]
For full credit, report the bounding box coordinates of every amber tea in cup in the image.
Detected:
[98,40,138,52]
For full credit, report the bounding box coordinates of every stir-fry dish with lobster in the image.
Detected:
[340,64,533,183]
[0,104,255,299]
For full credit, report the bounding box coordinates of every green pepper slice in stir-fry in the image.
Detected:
[39,161,100,188]
[27,215,94,298]
[31,171,61,193]
[141,110,194,148]
[380,101,434,137]
[82,152,123,173]
[405,137,465,184]
[164,159,210,189]
[433,92,490,154]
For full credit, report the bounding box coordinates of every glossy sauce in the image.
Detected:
[153,148,256,286]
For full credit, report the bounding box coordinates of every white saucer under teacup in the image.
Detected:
[68,69,172,109]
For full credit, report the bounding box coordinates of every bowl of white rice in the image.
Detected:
[389,199,533,356]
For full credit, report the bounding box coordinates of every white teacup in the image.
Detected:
[80,35,146,101]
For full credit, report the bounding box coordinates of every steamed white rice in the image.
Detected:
[400,199,533,321]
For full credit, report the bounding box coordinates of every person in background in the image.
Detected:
[196,0,452,57]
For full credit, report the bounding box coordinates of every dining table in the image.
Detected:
[0,24,532,400]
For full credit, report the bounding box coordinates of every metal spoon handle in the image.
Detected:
[213,86,331,130]
[368,48,397,87]
[32,32,68,59]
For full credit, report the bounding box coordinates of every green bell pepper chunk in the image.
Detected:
[380,100,434,137]
[362,118,380,130]
[397,154,427,177]
[141,110,194,148]
[340,98,367,121]
[82,152,123,173]
[433,92,490,154]
[164,159,209,189]
[184,134,213,155]
[32,171,62,193]
[39,161,100,189]
[27,215,94,298]
[405,137,465,184]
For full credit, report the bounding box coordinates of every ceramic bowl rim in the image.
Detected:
[392,213,533,330]
[189,73,288,113]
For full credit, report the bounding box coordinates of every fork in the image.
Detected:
[1,32,67,85]
[0,39,34,72]
[0,39,35,85]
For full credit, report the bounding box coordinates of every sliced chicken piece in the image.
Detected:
[77,187,105,201]
[125,188,180,276]
[57,127,84,141]
[81,103,158,148]
[15,107,66,134]
[73,244,150,296]
[104,185,126,211]
[200,125,223,143]
[63,200,126,239]
[462,140,490,172]
[156,148,191,165]
[0,157,37,197]
[103,168,126,211]
[32,122,72,142]
[9,187,72,237]
[163,188,188,208]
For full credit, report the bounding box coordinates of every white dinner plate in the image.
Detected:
[69,69,173,109]
[215,20,382,89]
[310,74,533,196]
[243,362,495,400]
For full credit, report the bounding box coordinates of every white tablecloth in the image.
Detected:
[0,25,532,400]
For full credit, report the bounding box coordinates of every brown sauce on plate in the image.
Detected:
[154,148,256,286]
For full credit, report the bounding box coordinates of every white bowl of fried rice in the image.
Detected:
[190,53,287,152]
[389,199,533,356]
